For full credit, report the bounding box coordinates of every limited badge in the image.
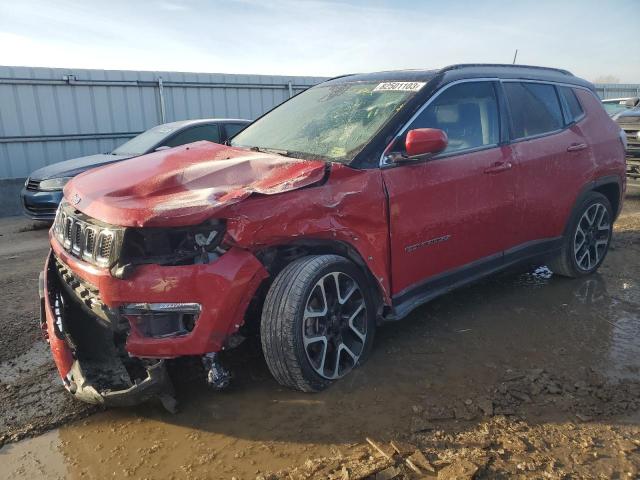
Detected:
[373,82,426,92]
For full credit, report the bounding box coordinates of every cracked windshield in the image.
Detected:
[231,82,419,162]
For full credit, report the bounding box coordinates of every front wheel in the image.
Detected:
[260,255,376,392]
[550,191,613,278]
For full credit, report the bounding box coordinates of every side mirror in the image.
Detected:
[155,145,171,152]
[405,128,448,157]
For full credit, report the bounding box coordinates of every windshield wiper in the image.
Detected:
[249,146,294,157]
[247,146,332,162]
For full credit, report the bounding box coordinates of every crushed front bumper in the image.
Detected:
[40,264,176,408]
[41,239,268,407]
[65,358,176,410]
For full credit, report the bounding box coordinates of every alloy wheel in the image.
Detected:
[573,202,611,271]
[302,272,367,380]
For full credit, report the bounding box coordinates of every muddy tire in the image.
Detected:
[549,191,613,278]
[260,255,376,392]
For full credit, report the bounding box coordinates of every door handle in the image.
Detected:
[566,143,588,152]
[484,161,512,174]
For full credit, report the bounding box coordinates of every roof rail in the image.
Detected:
[439,63,574,76]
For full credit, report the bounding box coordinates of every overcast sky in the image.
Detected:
[0,0,638,83]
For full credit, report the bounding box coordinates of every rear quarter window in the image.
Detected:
[558,86,584,123]
[504,82,564,139]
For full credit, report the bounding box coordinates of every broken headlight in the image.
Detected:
[114,221,226,276]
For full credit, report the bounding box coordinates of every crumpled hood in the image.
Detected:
[30,153,132,180]
[64,141,327,227]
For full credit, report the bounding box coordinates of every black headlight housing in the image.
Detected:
[111,220,226,278]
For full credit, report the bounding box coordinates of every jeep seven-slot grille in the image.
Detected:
[53,202,123,268]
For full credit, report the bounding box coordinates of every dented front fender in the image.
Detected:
[222,164,392,303]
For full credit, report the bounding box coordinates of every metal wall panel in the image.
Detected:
[2,66,639,180]
[595,83,640,99]
[0,66,325,179]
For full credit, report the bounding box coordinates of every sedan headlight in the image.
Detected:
[39,177,73,191]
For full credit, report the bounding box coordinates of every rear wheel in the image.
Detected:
[550,192,613,278]
[261,255,376,392]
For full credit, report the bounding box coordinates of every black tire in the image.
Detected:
[550,191,613,278]
[260,255,376,392]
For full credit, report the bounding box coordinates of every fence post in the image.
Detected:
[288,81,293,98]
[158,77,167,123]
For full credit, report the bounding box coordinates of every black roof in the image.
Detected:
[323,64,594,91]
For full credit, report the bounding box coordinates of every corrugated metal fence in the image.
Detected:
[1,66,639,181]
[595,83,640,100]
[0,66,325,180]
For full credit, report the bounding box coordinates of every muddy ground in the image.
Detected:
[0,196,639,479]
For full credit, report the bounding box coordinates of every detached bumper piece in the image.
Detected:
[43,254,178,411]
[66,358,177,412]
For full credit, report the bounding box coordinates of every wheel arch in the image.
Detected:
[244,239,387,331]
[592,181,621,220]
[566,175,622,235]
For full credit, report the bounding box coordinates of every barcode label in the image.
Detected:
[373,82,426,92]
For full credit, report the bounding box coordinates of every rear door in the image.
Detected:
[503,82,591,247]
[381,81,517,299]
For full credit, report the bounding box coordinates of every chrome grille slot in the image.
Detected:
[83,227,96,261]
[96,231,115,266]
[71,221,84,255]
[63,215,73,248]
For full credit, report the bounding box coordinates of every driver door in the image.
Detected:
[381,81,517,299]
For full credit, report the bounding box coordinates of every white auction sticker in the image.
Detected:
[373,82,426,92]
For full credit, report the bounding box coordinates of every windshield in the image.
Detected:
[231,82,421,163]
[112,124,177,155]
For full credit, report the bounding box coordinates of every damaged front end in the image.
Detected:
[41,198,269,411]
[42,255,178,411]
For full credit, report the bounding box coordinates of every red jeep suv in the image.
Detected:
[41,64,626,408]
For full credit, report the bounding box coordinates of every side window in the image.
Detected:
[558,86,584,123]
[164,125,221,147]
[224,123,247,139]
[403,82,500,154]
[503,82,564,139]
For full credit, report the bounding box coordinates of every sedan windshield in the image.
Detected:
[231,82,420,163]
[112,124,177,156]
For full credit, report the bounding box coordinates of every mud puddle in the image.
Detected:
[2,257,639,479]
